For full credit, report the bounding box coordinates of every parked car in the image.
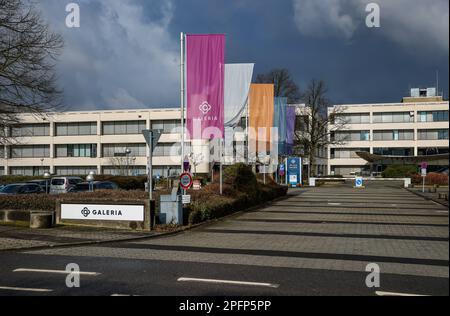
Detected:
[0,183,44,196]
[25,179,51,193]
[68,181,119,193]
[50,177,83,194]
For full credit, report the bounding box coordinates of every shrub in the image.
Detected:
[223,163,259,197]
[382,165,418,178]
[411,172,449,185]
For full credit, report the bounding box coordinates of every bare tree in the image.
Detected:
[293,79,348,178]
[0,0,63,143]
[255,69,301,103]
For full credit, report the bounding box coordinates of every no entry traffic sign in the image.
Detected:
[180,173,193,190]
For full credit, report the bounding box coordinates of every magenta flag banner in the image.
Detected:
[186,34,225,140]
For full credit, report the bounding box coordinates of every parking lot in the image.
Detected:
[0,181,448,296]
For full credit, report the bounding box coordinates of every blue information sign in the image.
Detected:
[287,158,302,187]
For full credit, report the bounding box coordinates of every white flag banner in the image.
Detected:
[224,63,254,128]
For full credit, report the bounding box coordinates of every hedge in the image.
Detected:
[411,172,449,185]
[187,164,288,225]
[382,165,418,178]
[1,163,289,227]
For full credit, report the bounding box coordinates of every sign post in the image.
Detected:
[421,162,428,193]
[279,164,285,185]
[142,129,162,201]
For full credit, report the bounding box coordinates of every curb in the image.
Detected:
[0,192,290,253]
[405,188,449,208]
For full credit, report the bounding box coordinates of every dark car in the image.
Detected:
[68,181,119,193]
[25,179,51,193]
[0,183,44,196]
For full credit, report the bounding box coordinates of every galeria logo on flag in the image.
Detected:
[199,101,212,115]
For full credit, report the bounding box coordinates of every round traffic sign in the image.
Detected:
[355,178,363,187]
[180,173,193,190]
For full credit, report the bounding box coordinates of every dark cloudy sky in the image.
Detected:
[37,0,449,110]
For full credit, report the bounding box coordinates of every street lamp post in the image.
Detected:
[86,172,95,192]
[43,172,51,194]
[125,148,132,176]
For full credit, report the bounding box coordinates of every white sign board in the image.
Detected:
[182,195,191,205]
[421,168,427,177]
[61,203,145,222]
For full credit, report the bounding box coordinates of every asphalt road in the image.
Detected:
[0,182,448,296]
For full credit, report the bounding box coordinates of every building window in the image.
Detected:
[0,167,4,176]
[10,166,50,176]
[101,166,147,176]
[55,122,97,136]
[418,111,449,122]
[373,148,414,156]
[332,131,370,142]
[153,143,181,157]
[331,148,370,159]
[331,166,369,176]
[10,124,50,137]
[418,147,449,156]
[373,130,414,141]
[0,146,4,159]
[55,144,97,158]
[151,120,181,134]
[102,121,146,135]
[9,145,50,158]
[418,129,449,140]
[152,166,182,178]
[334,113,370,124]
[373,112,414,123]
[55,166,97,176]
[102,144,147,157]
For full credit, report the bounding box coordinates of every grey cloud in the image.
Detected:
[293,0,449,56]
[38,0,179,110]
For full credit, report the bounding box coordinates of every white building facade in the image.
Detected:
[328,90,449,176]
[0,108,213,177]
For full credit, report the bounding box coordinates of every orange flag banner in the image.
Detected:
[249,84,275,156]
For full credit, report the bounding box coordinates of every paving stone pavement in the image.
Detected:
[25,182,449,280]
[0,225,155,251]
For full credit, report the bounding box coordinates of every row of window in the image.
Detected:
[6,120,184,138]
[1,143,183,159]
[332,129,449,141]
[1,165,183,177]
[334,110,449,124]
[331,147,449,159]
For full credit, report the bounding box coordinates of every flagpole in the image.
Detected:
[246,98,249,165]
[220,138,223,195]
[180,32,185,177]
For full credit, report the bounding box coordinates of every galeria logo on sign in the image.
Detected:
[80,207,123,218]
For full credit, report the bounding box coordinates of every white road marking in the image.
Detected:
[111,294,142,297]
[376,291,428,297]
[436,211,448,214]
[0,286,53,293]
[177,277,279,289]
[328,203,342,206]
[13,268,100,276]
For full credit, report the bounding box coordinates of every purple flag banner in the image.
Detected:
[286,105,296,154]
[186,34,225,140]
